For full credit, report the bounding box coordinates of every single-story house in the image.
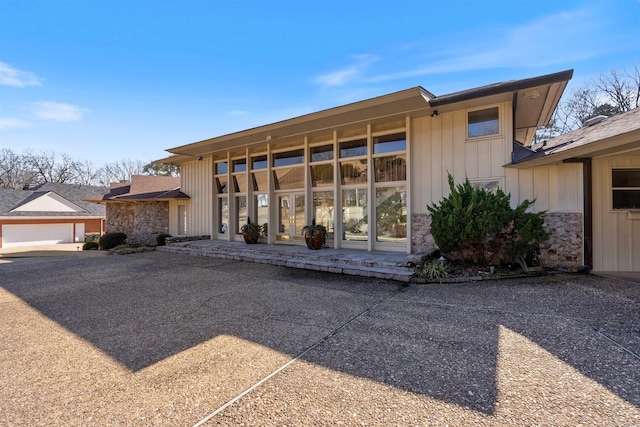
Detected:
[155,69,640,272]
[0,182,107,248]
[86,175,189,246]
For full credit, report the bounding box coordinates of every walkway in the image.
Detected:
[157,239,417,282]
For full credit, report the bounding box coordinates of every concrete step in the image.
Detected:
[157,243,415,282]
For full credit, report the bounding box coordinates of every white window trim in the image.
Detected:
[465,105,502,141]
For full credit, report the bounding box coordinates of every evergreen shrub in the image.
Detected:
[427,174,550,270]
[99,232,127,250]
[82,241,99,250]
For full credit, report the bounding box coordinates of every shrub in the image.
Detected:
[156,233,172,246]
[428,174,549,271]
[421,259,449,281]
[99,232,127,250]
[82,241,99,250]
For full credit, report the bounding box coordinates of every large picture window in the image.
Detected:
[612,169,640,209]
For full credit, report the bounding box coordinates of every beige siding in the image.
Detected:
[411,102,512,212]
[507,163,583,213]
[593,149,640,271]
[181,157,213,236]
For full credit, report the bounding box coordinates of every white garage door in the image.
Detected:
[2,224,73,248]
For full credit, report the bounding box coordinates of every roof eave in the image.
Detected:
[163,87,433,158]
[429,69,574,107]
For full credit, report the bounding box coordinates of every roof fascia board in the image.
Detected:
[165,87,431,157]
[430,69,574,108]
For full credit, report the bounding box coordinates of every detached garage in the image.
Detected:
[0,183,107,249]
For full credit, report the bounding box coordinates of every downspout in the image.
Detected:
[564,158,593,269]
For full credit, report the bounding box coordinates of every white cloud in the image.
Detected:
[367,6,606,83]
[31,101,87,122]
[0,61,43,87]
[314,54,379,87]
[0,118,32,130]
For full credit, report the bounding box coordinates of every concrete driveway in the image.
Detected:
[1,251,639,426]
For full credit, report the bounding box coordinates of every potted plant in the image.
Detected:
[241,217,262,244]
[302,218,327,250]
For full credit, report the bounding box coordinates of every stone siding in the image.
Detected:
[106,204,134,239]
[411,213,437,254]
[131,201,170,246]
[410,211,584,270]
[538,212,583,270]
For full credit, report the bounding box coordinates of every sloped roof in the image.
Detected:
[510,108,640,168]
[86,175,189,203]
[0,183,108,217]
[157,70,573,164]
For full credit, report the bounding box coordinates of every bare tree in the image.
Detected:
[535,62,639,144]
[95,159,147,186]
[0,148,37,189]
[24,150,81,184]
[74,159,101,186]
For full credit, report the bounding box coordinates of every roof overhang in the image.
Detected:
[156,70,573,164]
[159,87,434,163]
[430,70,573,147]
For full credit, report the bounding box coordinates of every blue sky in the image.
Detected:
[1,0,638,166]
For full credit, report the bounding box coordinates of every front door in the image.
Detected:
[277,193,305,243]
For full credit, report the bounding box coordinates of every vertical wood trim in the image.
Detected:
[367,123,373,252]
[333,130,340,249]
[405,115,412,254]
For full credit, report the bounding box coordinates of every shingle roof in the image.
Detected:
[512,107,640,166]
[0,183,108,217]
[86,175,189,202]
[540,108,640,153]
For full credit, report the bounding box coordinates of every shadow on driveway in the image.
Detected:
[1,251,639,418]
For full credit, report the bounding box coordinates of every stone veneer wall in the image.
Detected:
[538,212,583,270]
[105,204,134,239]
[131,201,170,246]
[411,213,437,254]
[411,211,584,270]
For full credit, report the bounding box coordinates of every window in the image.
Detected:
[468,107,499,138]
[252,155,267,170]
[373,133,405,154]
[311,164,333,187]
[215,161,228,175]
[311,144,334,162]
[273,149,304,167]
[232,159,246,173]
[613,169,640,209]
[313,191,334,239]
[342,189,368,241]
[273,167,304,190]
[340,138,367,158]
[376,187,406,243]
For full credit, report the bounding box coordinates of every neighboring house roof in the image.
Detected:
[0,183,108,217]
[86,175,189,203]
[156,70,573,164]
[510,107,640,168]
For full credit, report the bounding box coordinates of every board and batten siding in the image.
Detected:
[410,102,513,212]
[505,163,583,213]
[593,149,640,271]
[180,157,213,237]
